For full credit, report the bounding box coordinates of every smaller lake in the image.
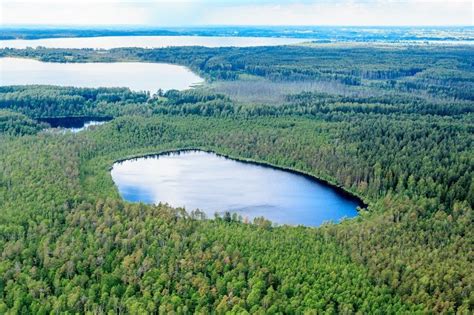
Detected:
[111,150,362,227]
[40,116,111,132]
[0,57,203,93]
[0,36,305,49]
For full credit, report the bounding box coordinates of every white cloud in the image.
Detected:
[1,1,151,25]
[202,1,472,26]
[1,0,472,26]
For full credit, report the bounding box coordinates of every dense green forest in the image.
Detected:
[0,44,473,313]
[3,44,473,101]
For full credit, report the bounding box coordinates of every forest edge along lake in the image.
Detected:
[0,57,204,92]
[0,36,306,49]
[39,116,113,132]
[111,149,367,227]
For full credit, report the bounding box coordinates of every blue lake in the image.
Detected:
[0,57,203,93]
[111,150,362,227]
[39,117,111,132]
[0,36,305,49]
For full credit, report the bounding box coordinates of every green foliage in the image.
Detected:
[1,112,471,313]
[0,85,149,118]
[0,43,473,313]
[3,44,473,101]
[0,110,47,135]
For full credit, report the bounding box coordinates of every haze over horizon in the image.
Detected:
[1,0,472,27]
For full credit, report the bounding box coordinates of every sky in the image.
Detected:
[1,0,472,27]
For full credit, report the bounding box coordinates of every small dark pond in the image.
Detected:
[111,150,364,227]
[40,116,112,132]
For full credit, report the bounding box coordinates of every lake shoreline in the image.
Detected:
[111,147,369,213]
[0,35,306,49]
[0,57,204,92]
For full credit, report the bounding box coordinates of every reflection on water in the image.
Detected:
[69,120,107,133]
[0,36,305,49]
[39,116,111,132]
[0,57,204,92]
[111,150,362,227]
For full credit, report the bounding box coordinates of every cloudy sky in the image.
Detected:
[1,0,472,26]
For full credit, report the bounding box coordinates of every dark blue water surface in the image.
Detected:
[40,116,111,132]
[111,150,363,227]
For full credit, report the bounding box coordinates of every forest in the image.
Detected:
[0,43,473,313]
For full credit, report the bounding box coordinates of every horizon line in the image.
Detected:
[2,24,473,28]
